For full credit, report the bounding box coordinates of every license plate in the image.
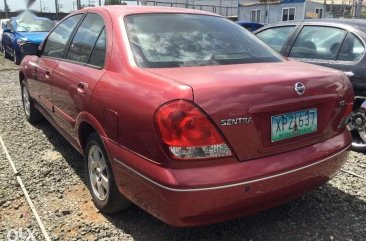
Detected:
[271,109,317,142]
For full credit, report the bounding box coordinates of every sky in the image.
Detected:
[0,0,346,14]
[0,0,107,13]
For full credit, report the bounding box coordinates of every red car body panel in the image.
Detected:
[19,6,353,226]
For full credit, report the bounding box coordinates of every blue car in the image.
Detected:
[2,16,54,64]
[236,21,264,32]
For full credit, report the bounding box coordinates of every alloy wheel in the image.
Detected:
[349,108,366,149]
[22,85,31,117]
[88,145,110,201]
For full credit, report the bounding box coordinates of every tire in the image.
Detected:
[85,132,131,213]
[3,45,10,59]
[14,50,21,65]
[21,81,43,124]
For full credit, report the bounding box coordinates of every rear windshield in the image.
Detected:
[125,14,283,68]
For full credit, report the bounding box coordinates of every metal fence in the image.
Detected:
[146,1,237,17]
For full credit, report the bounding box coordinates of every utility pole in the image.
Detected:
[55,0,59,20]
[77,0,82,10]
[4,0,9,18]
[40,0,43,12]
[99,0,102,6]
[220,0,222,15]
[355,0,363,17]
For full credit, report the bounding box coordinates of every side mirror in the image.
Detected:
[3,28,11,33]
[20,43,38,56]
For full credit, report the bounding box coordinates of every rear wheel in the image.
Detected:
[21,81,43,124]
[85,132,131,213]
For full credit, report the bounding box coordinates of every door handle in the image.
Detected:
[343,71,354,77]
[77,82,88,94]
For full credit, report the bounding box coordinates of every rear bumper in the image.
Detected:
[108,130,351,227]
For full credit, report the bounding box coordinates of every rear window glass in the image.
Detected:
[125,14,283,68]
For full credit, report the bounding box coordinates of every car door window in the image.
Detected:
[88,28,106,68]
[66,14,104,64]
[43,14,82,59]
[337,33,365,62]
[256,26,295,52]
[289,26,346,60]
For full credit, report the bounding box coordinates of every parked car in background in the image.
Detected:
[255,19,366,151]
[19,6,353,227]
[236,21,263,32]
[2,15,54,64]
[0,18,9,52]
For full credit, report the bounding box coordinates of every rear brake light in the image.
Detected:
[154,100,232,160]
[338,101,353,128]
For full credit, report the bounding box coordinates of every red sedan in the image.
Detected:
[19,6,353,226]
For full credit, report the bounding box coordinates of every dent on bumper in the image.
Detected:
[109,130,351,226]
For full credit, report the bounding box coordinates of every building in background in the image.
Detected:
[238,0,325,24]
[143,0,239,17]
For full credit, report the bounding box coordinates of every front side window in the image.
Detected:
[66,14,105,64]
[338,33,365,61]
[289,26,346,60]
[43,14,83,58]
[15,18,54,32]
[282,8,295,21]
[125,14,282,68]
[257,26,295,52]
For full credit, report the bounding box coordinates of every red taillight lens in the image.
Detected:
[155,100,232,160]
[338,101,353,129]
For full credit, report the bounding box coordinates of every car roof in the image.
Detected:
[85,5,220,17]
[262,18,366,30]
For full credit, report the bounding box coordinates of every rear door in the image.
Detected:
[50,13,107,139]
[286,25,347,66]
[331,31,366,92]
[285,25,365,83]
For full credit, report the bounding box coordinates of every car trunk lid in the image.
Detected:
[146,61,351,161]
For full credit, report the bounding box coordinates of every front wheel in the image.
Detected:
[3,45,10,59]
[13,50,22,65]
[21,81,43,124]
[85,132,131,213]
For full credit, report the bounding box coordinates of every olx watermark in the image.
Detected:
[5,228,36,241]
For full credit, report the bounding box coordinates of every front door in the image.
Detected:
[30,14,84,115]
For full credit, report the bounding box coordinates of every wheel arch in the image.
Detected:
[77,112,108,153]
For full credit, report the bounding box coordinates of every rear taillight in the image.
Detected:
[154,100,232,160]
[338,101,353,129]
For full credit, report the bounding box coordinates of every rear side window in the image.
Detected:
[289,26,346,60]
[66,14,105,64]
[338,33,365,61]
[88,28,106,67]
[256,26,295,52]
[43,14,82,58]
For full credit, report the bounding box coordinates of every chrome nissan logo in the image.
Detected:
[295,82,305,95]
